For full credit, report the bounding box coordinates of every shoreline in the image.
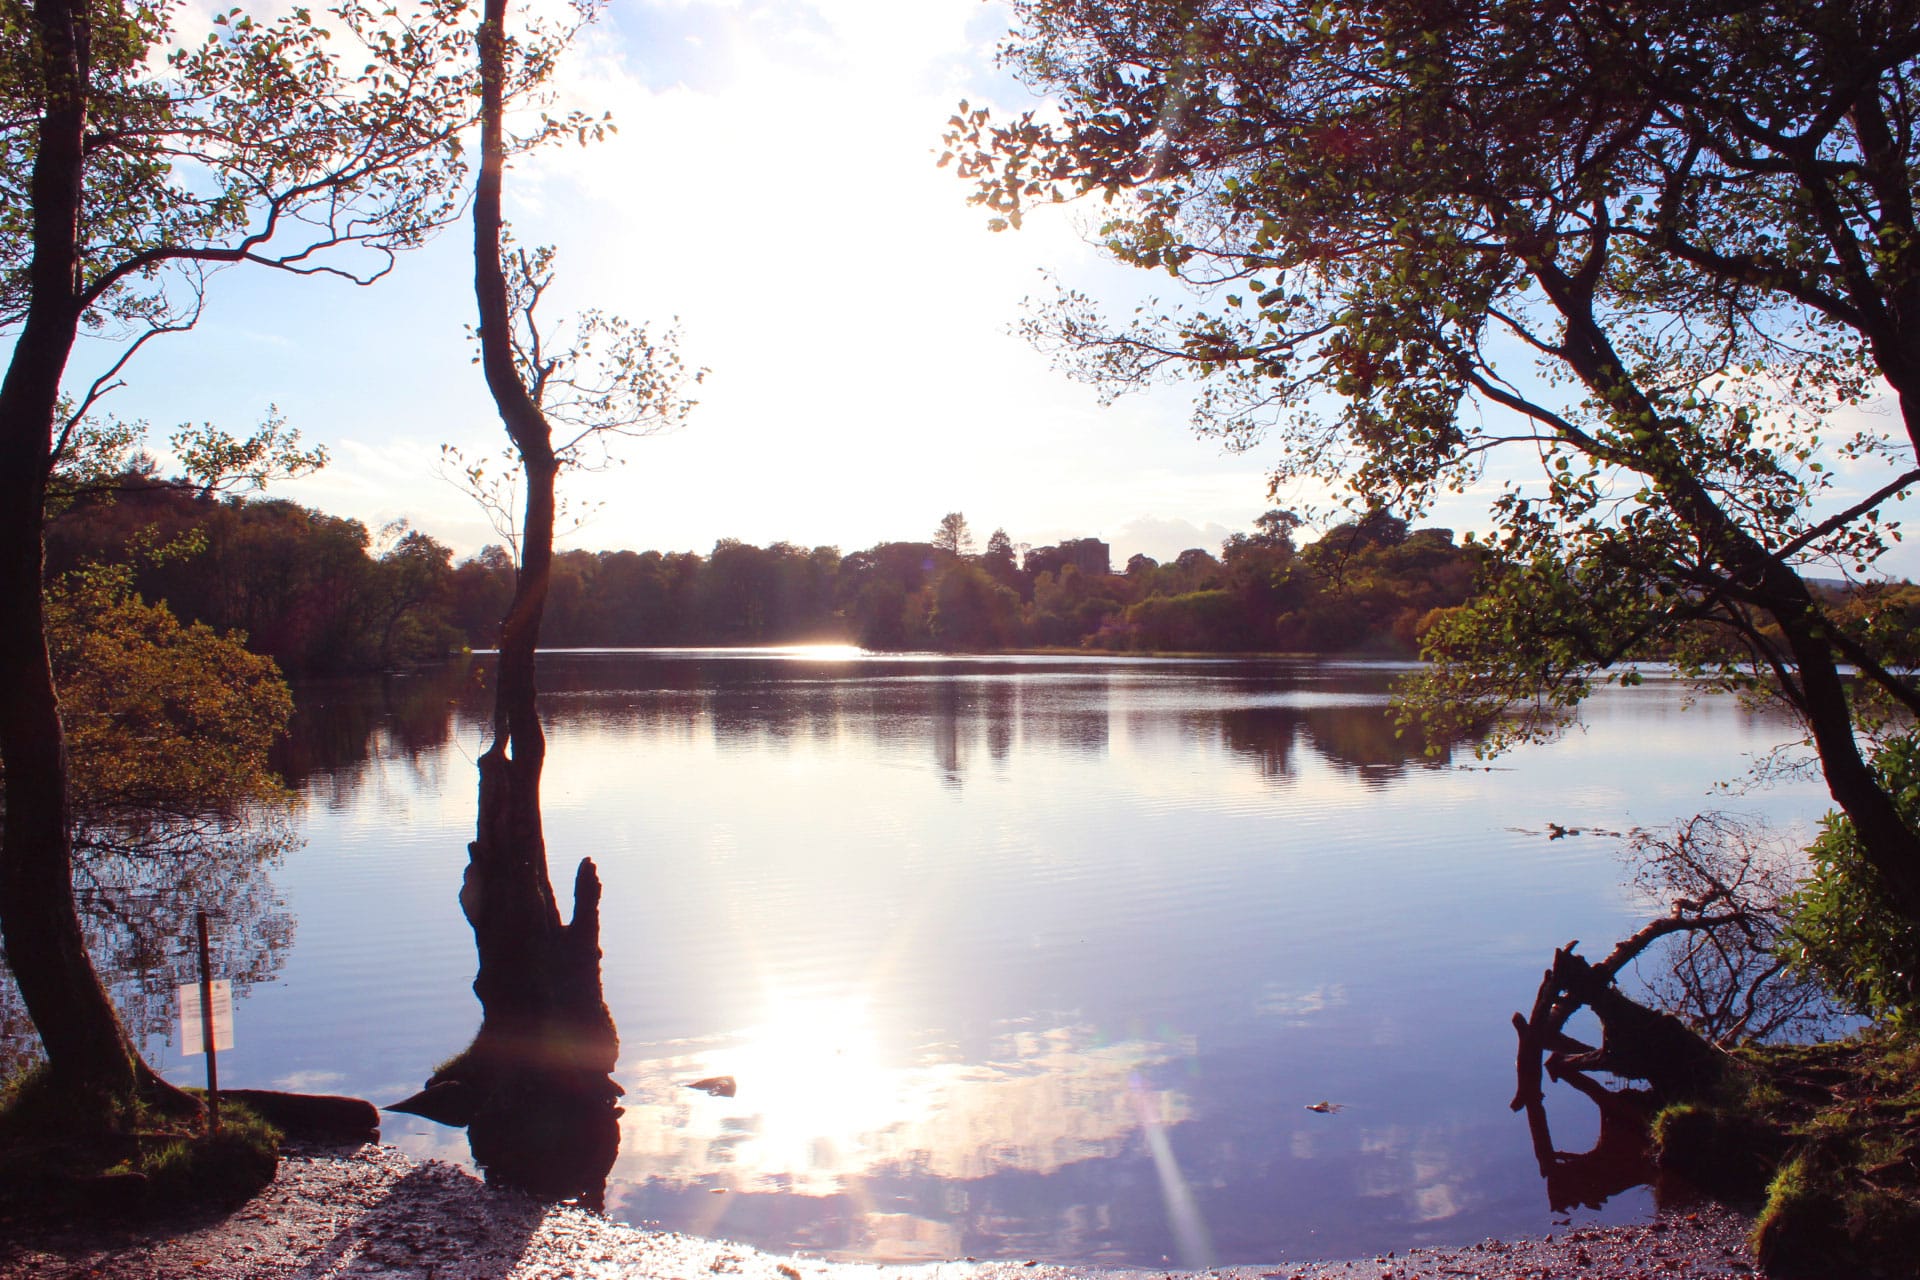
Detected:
[0,1141,1764,1280]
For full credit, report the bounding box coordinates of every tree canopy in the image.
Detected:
[0,0,482,1096]
[948,0,1920,920]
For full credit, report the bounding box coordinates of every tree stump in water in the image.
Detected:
[389,752,623,1208]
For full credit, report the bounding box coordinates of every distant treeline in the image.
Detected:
[49,478,1488,675]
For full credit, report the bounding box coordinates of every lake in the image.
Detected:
[13,651,1831,1266]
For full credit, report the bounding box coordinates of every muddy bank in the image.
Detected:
[0,1142,1760,1280]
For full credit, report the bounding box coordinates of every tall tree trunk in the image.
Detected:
[0,0,153,1100]
[463,0,595,1039]
[384,0,620,1204]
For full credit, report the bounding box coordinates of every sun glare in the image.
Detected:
[721,992,906,1180]
[617,1011,1196,1205]
[775,643,866,662]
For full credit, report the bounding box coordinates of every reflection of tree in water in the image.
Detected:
[273,661,482,792]
[1521,1072,1663,1213]
[404,655,1495,792]
[1508,814,1845,1216]
[1301,703,1456,781]
[1050,702,1112,755]
[933,680,963,784]
[706,678,844,746]
[1622,815,1837,1045]
[1215,707,1300,779]
[983,680,1015,761]
[934,678,1114,784]
[1214,703,1470,783]
[0,663,480,1075]
[0,809,298,1068]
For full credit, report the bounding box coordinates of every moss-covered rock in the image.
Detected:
[1651,1099,1782,1201]
[1653,1031,1920,1277]
[1752,1153,1848,1277]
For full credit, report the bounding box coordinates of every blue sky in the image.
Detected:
[55,0,1920,575]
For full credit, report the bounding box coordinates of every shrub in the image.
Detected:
[1781,734,1920,1027]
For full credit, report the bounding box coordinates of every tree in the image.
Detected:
[1223,509,1303,568]
[702,538,773,639]
[979,526,1024,595]
[1253,509,1303,551]
[933,510,975,557]
[396,0,697,1200]
[45,475,474,674]
[1024,542,1068,579]
[197,500,374,672]
[1170,548,1223,590]
[25,567,299,1059]
[368,524,458,666]
[51,568,291,854]
[1,0,475,1096]
[949,0,1920,921]
[1029,562,1126,644]
[836,541,940,649]
[450,545,518,646]
[930,561,1020,650]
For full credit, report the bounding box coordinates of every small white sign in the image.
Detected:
[178,981,234,1055]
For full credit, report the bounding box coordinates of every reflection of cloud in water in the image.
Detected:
[1253,981,1349,1023]
[1413,1175,1462,1223]
[841,1212,962,1262]
[386,1114,485,1167]
[1353,1123,1472,1224]
[614,1014,1192,1196]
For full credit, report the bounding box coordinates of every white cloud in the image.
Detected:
[1109,516,1242,565]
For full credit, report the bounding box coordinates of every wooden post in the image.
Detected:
[198,910,220,1136]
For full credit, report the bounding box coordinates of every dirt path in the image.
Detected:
[0,1142,1764,1280]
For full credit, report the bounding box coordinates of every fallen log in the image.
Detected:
[1511,919,1736,1112]
[224,1090,381,1144]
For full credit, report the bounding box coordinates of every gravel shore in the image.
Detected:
[0,1142,1763,1280]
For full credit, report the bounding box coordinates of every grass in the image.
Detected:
[1652,1029,1920,1278]
[0,1066,281,1220]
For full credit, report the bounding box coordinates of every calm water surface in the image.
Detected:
[142,653,1826,1263]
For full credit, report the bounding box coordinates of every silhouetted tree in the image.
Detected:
[395,0,695,1201]
[980,526,1022,593]
[933,511,974,557]
[0,0,472,1091]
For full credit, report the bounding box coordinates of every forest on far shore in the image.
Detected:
[62,471,1920,680]
[47,475,1501,675]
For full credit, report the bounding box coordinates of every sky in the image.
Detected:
[64,0,1275,567]
[56,0,1920,574]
